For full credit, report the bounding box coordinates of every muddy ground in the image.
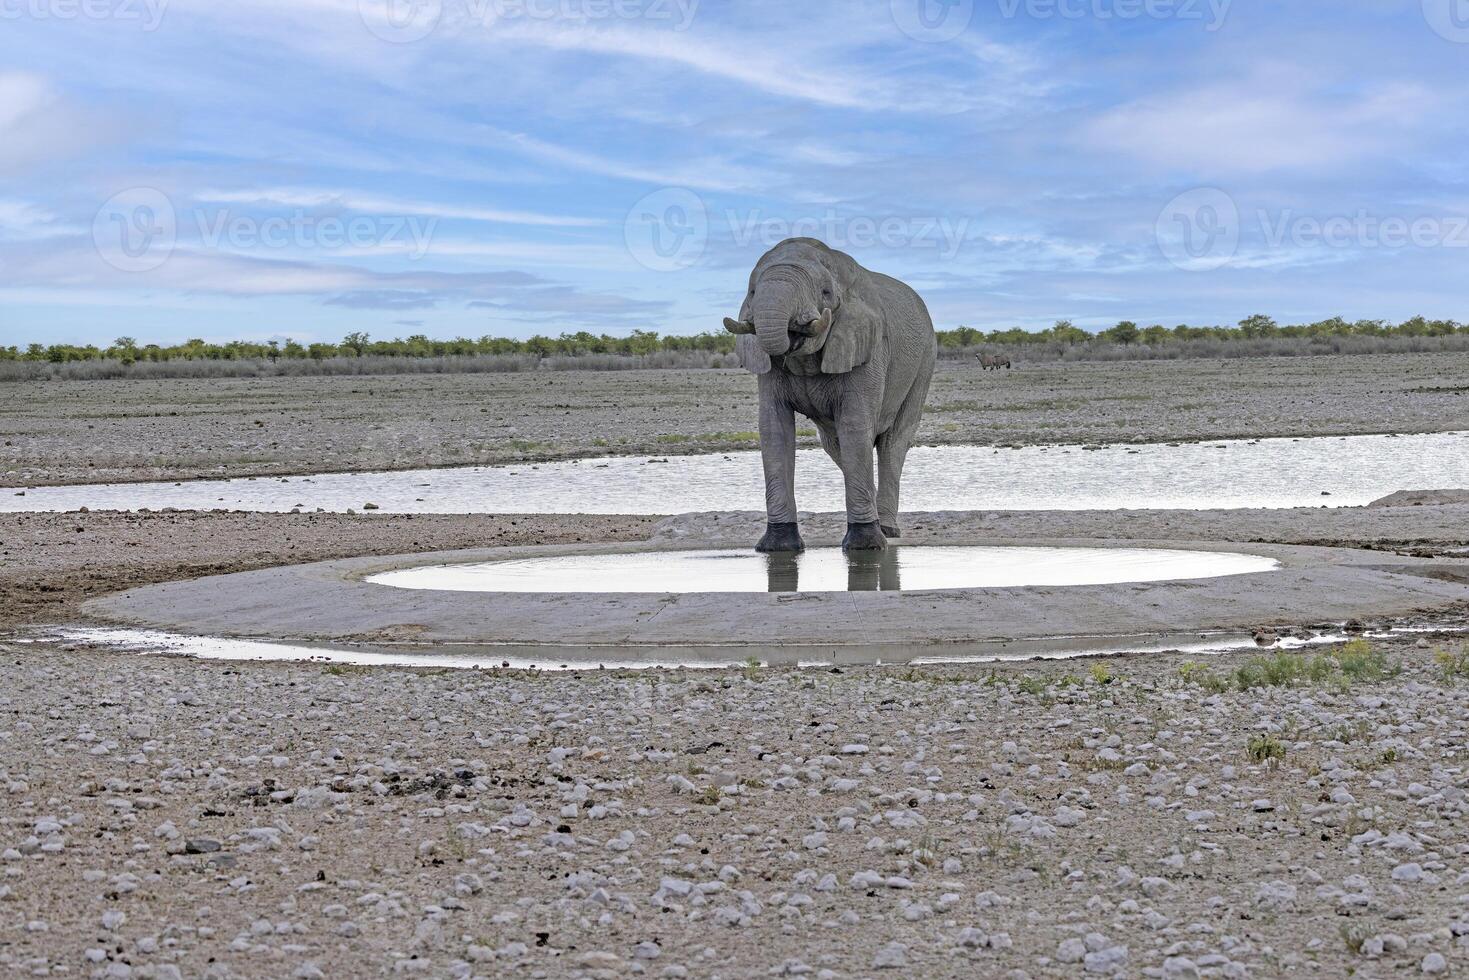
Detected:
[3,352,1467,487]
[2,503,1467,633]
[3,354,1469,977]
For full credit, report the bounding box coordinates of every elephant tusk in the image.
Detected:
[723,317,756,335]
[809,308,833,334]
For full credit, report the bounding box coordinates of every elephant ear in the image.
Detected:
[736,334,771,375]
[821,288,882,375]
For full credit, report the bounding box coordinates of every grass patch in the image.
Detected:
[1178,640,1397,694]
[656,431,759,444]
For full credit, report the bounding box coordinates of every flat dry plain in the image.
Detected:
[2,352,1467,486]
[1,353,1468,978]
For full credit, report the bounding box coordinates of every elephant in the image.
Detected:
[723,238,937,552]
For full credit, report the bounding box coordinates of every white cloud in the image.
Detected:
[0,73,117,176]
[488,21,880,110]
[1084,73,1439,175]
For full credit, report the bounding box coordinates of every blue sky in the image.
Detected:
[2,0,1467,347]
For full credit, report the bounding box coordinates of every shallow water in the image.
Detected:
[366,546,1279,594]
[25,625,1354,671]
[4,431,1466,514]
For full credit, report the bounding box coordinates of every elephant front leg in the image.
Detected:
[877,436,906,540]
[756,395,804,553]
[838,420,885,551]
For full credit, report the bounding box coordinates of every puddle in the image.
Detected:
[366,546,1279,594]
[4,431,1467,514]
[23,625,1349,671]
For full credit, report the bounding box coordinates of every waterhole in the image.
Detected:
[365,546,1279,594]
[4,432,1463,514]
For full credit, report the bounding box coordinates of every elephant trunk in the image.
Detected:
[753,281,798,356]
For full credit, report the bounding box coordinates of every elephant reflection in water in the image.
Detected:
[762,551,903,593]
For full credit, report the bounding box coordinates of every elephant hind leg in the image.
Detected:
[877,378,931,538]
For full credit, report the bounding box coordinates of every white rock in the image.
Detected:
[872,943,908,969]
[1057,938,1086,963]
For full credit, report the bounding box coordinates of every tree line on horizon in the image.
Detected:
[4,315,1464,365]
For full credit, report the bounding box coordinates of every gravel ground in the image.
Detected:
[4,353,1467,487]
[5,353,1469,977]
[2,633,1468,979]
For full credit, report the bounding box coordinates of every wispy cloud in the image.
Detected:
[1084,72,1440,175]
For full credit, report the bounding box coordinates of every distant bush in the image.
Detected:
[3,314,1466,381]
[0,350,738,382]
[944,332,1469,364]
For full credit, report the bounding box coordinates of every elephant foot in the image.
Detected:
[756,522,805,553]
[842,521,887,552]
[880,523,901,539]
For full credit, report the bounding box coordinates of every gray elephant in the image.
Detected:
[723,238,937,552]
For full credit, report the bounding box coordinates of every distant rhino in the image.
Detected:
[975,353,1012,371]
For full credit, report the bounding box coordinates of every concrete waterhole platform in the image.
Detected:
[80,530,1469,670]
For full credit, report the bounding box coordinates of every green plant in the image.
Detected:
[1246,733,1286,766]
[1088,662,1115,685]
[914,831,940,866]
[1339,923,1370,954]
[1178,661,1231,694]
[1336,638,1395,681]
[1016,677,1047,697]
[1433,646,1469,682]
